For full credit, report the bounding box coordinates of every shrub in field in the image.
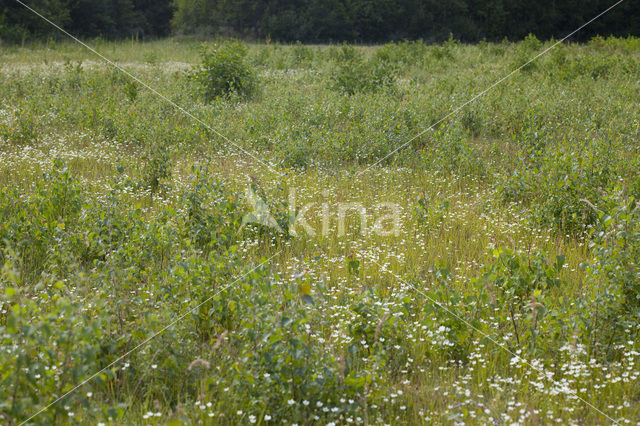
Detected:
[191,41,257,101]
[327,44,359,63]
[477,248,566,354]
[63,60,84,90]
[183,169,243,252]
[481,248,564,304]
[500,145,615,235]
[141,141,172,192]
[430,36,458,61]
[290,41,314,67]
[330,49,396,95]
[586,196,640,358]
[567,54,625,80]
[509,34,544,73]
[122,80,139,103]
[239,182,296,239]
[0,160,83,284]
[420,124,485,176]
[374,40,429,66]
[0,109,40,145]
[460,107,484,137]
[413,192,451,226]
[0,287,111,424]
[186,265,379,423]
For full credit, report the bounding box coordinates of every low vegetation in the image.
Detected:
[0,36,639,424]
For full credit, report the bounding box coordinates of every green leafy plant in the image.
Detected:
[191,41,257,101]
[330,53,396,95]
[123,80,139,103]
[478,248,565,352]
[586,196,640,358]
[141,142,172,192]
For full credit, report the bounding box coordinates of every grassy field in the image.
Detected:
[1,36,640,424]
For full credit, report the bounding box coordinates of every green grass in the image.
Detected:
[1,36,639,424]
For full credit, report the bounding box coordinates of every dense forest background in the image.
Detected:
[1,0,639,44]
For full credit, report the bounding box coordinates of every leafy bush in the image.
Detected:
[477,248,566,354]
[0,160,83,284]
[0,108,40,145]
[0,287,111,424]
[374,40,429,66]
[330,50,396,95]
[511,34,543,72]
[190,41,257,101]
[122,80,139,103]
[430,36,459,61]
[141,141,172,192]
[290,41,314,66]
[481,248,564,303]
[183,168,242,252]
[501,145,615,235]
[585,196,640,357]
[420,124,485,176]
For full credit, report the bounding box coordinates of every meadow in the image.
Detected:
[0,36,639,424]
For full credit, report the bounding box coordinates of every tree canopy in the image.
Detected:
[1,0,638,43]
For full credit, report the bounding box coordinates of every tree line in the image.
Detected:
[1,0,638,44]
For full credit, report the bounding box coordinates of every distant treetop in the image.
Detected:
[1,0,638,43]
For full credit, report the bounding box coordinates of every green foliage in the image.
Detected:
[183,168,243,252]
[191,41,258,102]
[0,109,40,145]
[3,0,640,44]
[501,138,618,235]
[481,248,564,302]
[2,39,640,424]
[330,46,396,95]
[122,80,139,103]
[511,34,543,72]
[0,160,83,284]
[0,287,110,424]
[420,125,485,176]
[413,192,451,227]
[240,183,296,239]
[476,248,568,355]
[375,40,429,66]
[586,196,640,357]
[430,36,459,61]
[140,141,172,192]
[0,0,173,42]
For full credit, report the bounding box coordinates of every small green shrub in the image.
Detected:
[481,248,564,303]
[183,169,242,252]
[0,109,40,145]
[0,160,83,284]
[420,124,485,176]
[430,36,459,61]
[510,34,543,72]
[374,40,428,66]
[123,80,139,103]
[500,145,615,235]
[63,60,84,90]
[460,107,484,137]
[477,248,565,354]
[586,196,640,358]
[141,142,172,192]
[330,49,396,95]
[191,41,258,101]
[291,41,314,66]
[0,288,111,424]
